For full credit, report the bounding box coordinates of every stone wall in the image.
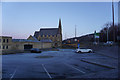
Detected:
[38,34,62,47]
[11,42,52,52]
[0,36,13,54]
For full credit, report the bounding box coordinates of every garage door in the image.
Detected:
[24,44,33,50]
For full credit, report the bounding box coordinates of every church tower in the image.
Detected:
[58,18,62,47]
[58,18,62,35]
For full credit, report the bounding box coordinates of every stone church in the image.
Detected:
[34,19,62,47]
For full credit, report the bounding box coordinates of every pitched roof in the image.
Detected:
[12,39,40,42]
[28,35,38,41]
[12,39,52,43]
[0,36,12,38]
[39,28,59,36]
[40,39,52,43]
[34,31,39,38]
[32,36,38,41]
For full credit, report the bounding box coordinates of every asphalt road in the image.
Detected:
[2,49,118,79]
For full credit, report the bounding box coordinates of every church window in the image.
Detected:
[3,45,5,49]
[6,46,8,49]
[3,39,5,43]
[7,39,9,43]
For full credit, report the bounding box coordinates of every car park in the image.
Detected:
[75,47,93,53]
[30,48,42,53]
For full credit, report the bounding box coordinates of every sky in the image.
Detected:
[2,2,118,40]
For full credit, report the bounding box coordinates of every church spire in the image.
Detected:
[58,18,62,34]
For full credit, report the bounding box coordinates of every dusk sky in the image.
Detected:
[2,2,118,40]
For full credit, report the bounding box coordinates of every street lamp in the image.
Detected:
[112,0,115,42]
[107,27,109,42]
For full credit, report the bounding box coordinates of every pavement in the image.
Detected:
[1,46,119,79]
[0,55,2,80]
[93,45,118,59]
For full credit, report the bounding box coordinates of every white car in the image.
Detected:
[75,48,93,53]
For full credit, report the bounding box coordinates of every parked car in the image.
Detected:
[104,41,114,46]
[31,48,42,53]
[75,48,93,53]
[93,42,98,45]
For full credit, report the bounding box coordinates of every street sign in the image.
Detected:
[78,44,80,48]
[95,35,99,38]
[94,32,99,38]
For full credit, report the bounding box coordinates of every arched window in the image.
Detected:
[6,46,8,49]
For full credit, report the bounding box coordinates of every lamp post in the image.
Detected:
[74,25,77,43]
[112,0,115,42]
[75,25,77,38]
[106,23,109,42]
[107,27,109,42]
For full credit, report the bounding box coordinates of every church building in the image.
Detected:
[34,19,62,47]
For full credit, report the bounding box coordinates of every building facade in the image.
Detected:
[0,36,12,54]
[34,19,62,47]
[0,36,52,54]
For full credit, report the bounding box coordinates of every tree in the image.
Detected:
[99,23,118,42]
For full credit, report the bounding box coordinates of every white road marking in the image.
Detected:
[63,63,85,74]
[10,68,17,80]
[42,64,52,79]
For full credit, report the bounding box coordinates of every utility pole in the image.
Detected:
[94,30,96,43]
[106,24,109,42]
[107,27,109,41]
[65,33,67,40]
[112,0,115,42]
[75,25,76,38]
[74,25,77,43]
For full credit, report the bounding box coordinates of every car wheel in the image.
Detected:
[88,51,92,53]
[78,51,81,53]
